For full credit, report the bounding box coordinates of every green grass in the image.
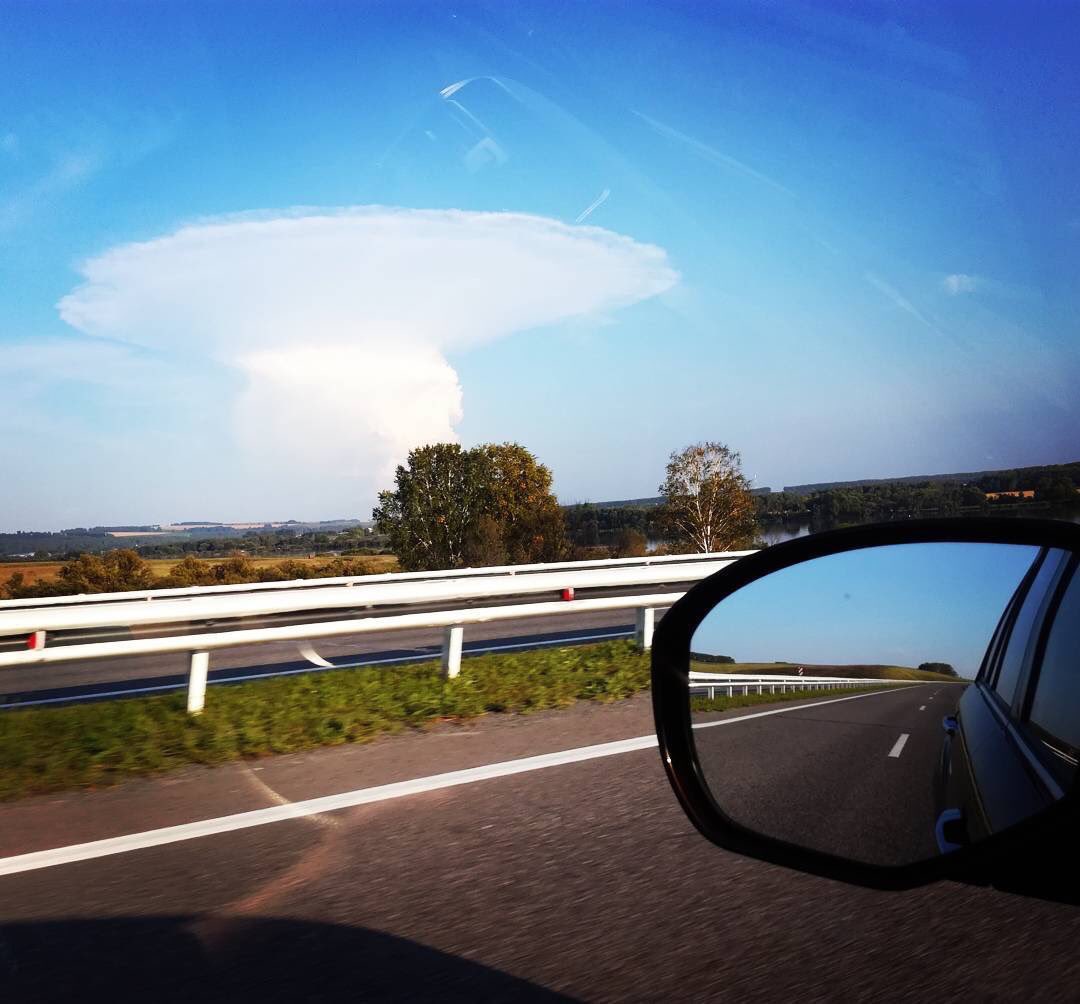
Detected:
[0,640,652,801]
[690,684,885,714]
[689,661,960,683]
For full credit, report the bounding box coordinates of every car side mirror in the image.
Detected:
[651,518,1080,890]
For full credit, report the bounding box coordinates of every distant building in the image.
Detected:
[985,490,1035,500]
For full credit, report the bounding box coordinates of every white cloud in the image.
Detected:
[50,206,677,516]
[942,273,980,295]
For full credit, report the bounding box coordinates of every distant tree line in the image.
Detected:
[0,525,391,562]
[918,662,958,678]
[756,462,1079,530]
[0,550,388,599]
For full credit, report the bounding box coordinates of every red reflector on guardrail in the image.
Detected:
[26,630,44,650]
[561,587,575,601]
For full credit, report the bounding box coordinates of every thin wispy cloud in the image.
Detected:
[942,273,980,295]
[575,188,610,223]
[1,132,18,156]
[52,207,678,516]
[0,151,100,231]
[940,272,1042,303]
[863,271,938,331]
[632,110,796,198]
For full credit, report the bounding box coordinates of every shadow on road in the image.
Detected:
[1,915,576,1003]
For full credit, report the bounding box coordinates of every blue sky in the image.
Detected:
[2,1,1078,528]
[692,542,1040,677]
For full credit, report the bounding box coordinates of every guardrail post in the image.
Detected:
[635,607,655,651]
[187,651,209,715]
[442,625,464,679]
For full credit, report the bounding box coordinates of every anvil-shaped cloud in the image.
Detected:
[56,207,677,512]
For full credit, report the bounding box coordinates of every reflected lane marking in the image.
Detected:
[888,733,910,758]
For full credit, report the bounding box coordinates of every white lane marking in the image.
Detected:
[0,687,916,878]
[888,733,910,758]
[919,705,927,711]
[0,629,635,710]
[691,685,926,733]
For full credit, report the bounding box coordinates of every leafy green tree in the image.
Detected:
[374,442,567,571]
[463,515,508,567]
[658,442,757,552]
[478,442,567,564]
[373,444,492,571]
[918,661,958,678]
[211,553,260,584]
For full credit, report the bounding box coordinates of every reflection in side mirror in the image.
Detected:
[687,541,1075,868]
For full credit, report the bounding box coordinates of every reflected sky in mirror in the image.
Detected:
[692,543,1040,678]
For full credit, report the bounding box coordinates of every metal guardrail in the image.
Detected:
[688,672,922,699]
[0,593,680,714]
[0,550,756,610]
[2,555,761,715]
[0,556,750,639]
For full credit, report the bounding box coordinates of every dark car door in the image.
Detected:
[940,547,1072,848]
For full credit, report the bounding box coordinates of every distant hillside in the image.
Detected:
[691,660,964,683]
[783,460,1080,495]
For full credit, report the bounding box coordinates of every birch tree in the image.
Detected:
[373,444,491,571]
[658,442,757,553]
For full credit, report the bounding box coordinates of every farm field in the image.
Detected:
[0,554,399,589]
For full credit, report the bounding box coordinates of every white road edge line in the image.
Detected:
[0,686,913,878]
[888,733,910,758]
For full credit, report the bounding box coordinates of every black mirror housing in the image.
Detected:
[651,518,1080,890]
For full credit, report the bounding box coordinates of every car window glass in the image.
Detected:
[994,551,1062,707]
[1028,565,1080,772]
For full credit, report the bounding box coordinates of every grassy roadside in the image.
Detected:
[690,685,887,714]
[0,640,652,801]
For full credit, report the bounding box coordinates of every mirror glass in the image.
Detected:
[689,541,1076,867]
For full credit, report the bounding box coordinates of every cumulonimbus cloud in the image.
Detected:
[56,207,677,511]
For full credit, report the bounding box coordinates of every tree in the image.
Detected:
[57,549,155,593]
[159,555,216,587]
[373,444,492,571]
[657,442,757,552]
[463,515,508,567]
[478,443,567,564]
[374,442,567,571]
[918,661,958,678]
[612,528,648,558]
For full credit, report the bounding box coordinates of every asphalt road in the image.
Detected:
[1,689,1077,1001]
[693,683,962,865]
[0,611,639,708]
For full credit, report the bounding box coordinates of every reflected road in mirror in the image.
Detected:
[688,541,1061,867]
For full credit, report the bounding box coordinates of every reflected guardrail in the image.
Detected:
[689,672,924,699]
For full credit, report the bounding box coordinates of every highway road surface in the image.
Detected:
[693,682,961,865]
[0,611,640,708]
[1,688,1077,1001]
